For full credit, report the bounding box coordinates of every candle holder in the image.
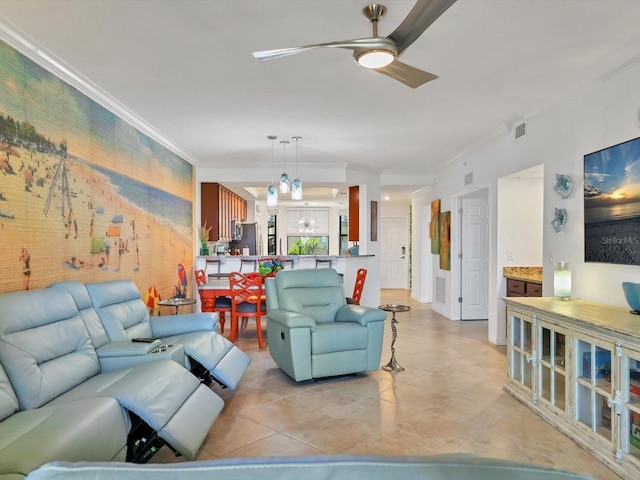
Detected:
[554,261,571,300]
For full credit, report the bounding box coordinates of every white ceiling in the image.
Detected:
[2,0,640,204]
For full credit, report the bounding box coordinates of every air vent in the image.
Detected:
[464,172,473,186]
[436,277,446,304]
[515,122,526,139]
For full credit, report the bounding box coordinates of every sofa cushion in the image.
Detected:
[48,281,111,349]
[0,363,18,421]
[275,269,345,323]
[312,322,368,354]
[0,289,99,410]
[0,398,127,477]
[87,280,154,341]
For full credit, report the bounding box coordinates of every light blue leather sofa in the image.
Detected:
[52,280,250,390]
[265,268,387,382]
[24,455,594,480]
[0,287,224,478]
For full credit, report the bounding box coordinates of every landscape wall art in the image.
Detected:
[584,135,640,265]
[0,39,195,303]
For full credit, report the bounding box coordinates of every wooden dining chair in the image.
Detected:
[346,268,367,305]
[229,271,266,348]
[195,269,231,334]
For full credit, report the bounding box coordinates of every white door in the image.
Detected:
[460,195,489,320]
[380,217,408,289]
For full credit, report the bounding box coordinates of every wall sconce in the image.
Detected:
[554,261,571,300]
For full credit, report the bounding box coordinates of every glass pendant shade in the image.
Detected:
[279,172,291,194]
[291,178,303,200]
[267,184,278,207]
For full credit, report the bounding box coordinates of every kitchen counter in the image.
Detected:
[503,266,542,284]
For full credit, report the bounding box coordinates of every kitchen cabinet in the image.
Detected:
[348,185,359,241]
[201,183,247,241]
[504,297,640,479]
[506,278,542,297]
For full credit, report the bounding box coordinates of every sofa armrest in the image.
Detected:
[335,305,387,326]
[268,309,317,331]
[150,312,218,337]
[96,340,161,357]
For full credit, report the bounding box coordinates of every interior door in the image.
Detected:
[460,195,489,320]
[380,217,408,289]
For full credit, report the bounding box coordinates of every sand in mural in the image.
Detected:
[0,40,194,304]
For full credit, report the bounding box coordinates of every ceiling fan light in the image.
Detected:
[355,49,395,69]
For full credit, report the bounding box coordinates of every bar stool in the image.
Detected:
[315,256,335,268]
[205,256,225,279]
[283,255,298,270]
[239,256,259,272]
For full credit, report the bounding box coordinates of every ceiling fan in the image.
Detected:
[251,0,457,89]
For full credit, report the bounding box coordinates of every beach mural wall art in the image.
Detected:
[0,39,195,302]
[584,135,640,265]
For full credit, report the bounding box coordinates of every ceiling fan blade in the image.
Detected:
[388,0,457,54]
[375,60,438,89]
[252,38,390,62]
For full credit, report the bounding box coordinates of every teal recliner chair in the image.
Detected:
[265,268,387,382]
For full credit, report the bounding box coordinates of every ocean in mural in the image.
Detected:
[0,39,194,302]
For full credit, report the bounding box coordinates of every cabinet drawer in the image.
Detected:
[526,283,542,297]
[507,279,526,296]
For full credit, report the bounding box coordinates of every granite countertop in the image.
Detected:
[503,266,543,284]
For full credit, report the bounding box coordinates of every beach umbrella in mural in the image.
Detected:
[143,285,161,314]
[178,263,187,288]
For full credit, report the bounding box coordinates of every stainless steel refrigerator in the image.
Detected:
[233,222,258,255]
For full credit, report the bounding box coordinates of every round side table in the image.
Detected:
[158,297,196,315]
[378,303,411,372]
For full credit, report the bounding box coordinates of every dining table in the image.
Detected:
[198,276,266,343]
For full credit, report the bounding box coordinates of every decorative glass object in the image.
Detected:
[291,178,303,200]
[554,174,573,198]
[279,172,291,194]
[267,184,278,207]
[554,261,571,300]
[552,207,567,232]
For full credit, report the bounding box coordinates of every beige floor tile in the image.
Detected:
[150,289,623,479]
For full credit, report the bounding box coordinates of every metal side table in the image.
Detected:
[378,304,411,372]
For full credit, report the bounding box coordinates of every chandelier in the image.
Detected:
[298,215,316,234]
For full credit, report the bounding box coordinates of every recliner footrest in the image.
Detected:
[210,345,251,390]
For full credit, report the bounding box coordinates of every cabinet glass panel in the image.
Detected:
[624,352,640,460]
[509,311,533,391]
[538,324,566,411]
[575,336,613,443]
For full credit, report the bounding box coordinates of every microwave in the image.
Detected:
[231,220,243,241]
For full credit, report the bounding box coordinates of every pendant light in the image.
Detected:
[291,136,303,200]
[279,140,291,194]
[266,135,278,207]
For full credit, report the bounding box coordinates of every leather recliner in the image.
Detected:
[265,268,387,382]
[56,280,250,390]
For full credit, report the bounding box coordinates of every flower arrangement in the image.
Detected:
[259,257,284,277]
[199,221,212,256]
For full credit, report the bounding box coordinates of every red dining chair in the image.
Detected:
[346,268,367,305]
[229,271,266,348]
[195,269,231,334]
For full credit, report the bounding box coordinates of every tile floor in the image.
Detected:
[152,289,620,479]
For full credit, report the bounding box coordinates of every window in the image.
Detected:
[287,236,329,255]
[339,214,348,255]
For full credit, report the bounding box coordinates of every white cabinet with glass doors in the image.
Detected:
[505,298,640,479]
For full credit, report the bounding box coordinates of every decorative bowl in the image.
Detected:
[622,282,640,314]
